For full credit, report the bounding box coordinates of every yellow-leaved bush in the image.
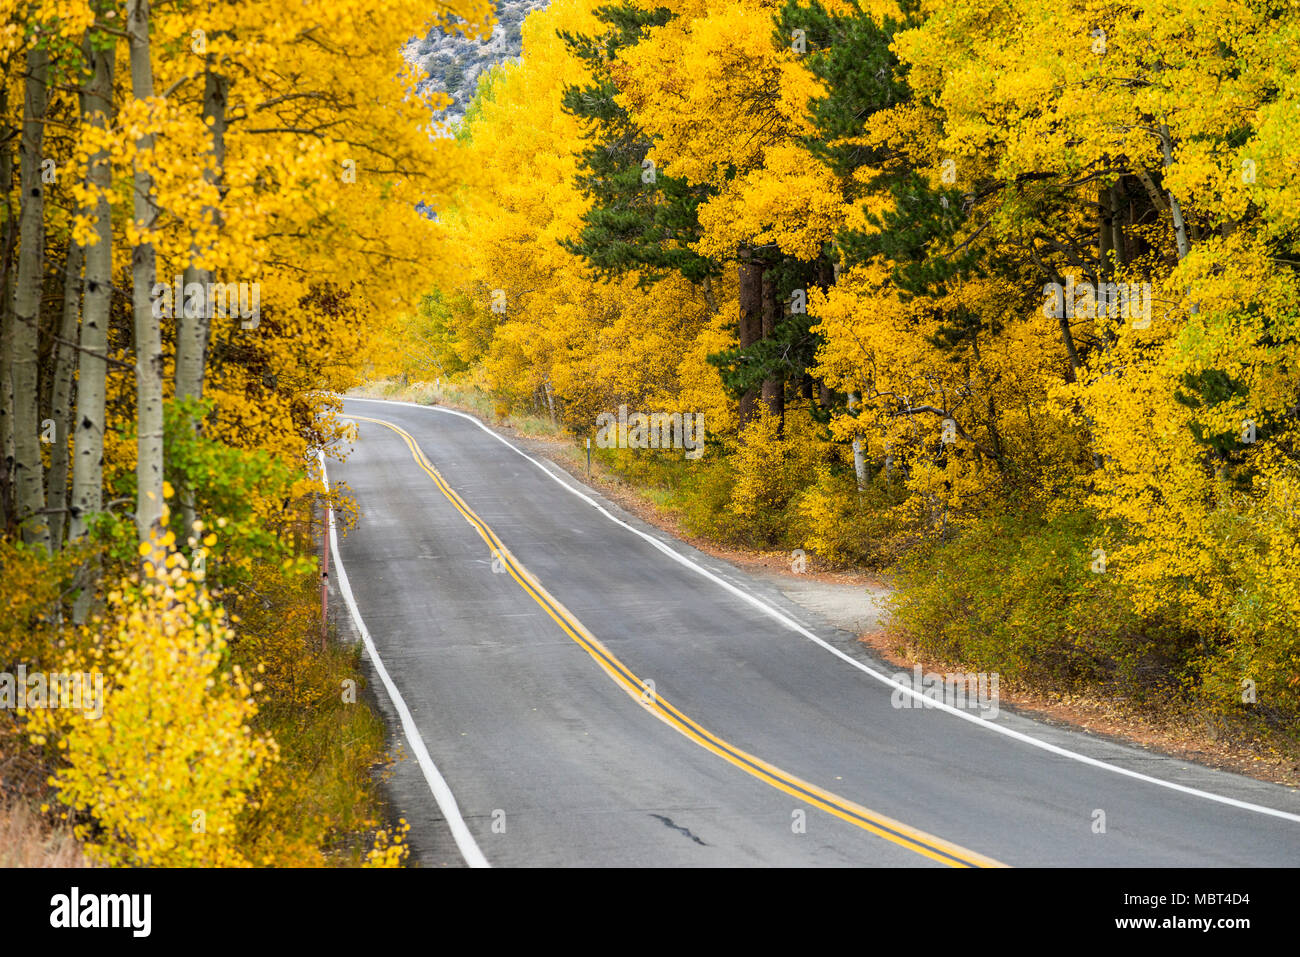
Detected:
[28,548,275,867]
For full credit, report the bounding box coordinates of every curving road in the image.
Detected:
[327,396,1300,867]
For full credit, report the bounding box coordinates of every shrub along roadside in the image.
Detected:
[889,507,1299,756]
[2,497,408,867]
[888,509,1198,697]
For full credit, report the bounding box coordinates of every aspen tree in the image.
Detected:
[11,40,49,548]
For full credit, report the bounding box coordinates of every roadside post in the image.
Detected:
[321,483,330,652]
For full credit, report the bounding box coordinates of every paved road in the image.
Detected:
[328,396,1300,867]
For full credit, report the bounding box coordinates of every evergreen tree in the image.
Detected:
[782,0,984,357]
[558,6,718,287]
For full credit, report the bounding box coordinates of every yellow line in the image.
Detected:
[348,413,1006,868]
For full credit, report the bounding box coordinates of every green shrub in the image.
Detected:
[890,508,1197,697]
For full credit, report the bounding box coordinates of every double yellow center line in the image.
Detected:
[349,414,1005,868]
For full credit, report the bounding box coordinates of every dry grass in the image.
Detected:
[0,795,93,868]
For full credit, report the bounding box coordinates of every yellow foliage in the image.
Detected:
[28,554,275,867]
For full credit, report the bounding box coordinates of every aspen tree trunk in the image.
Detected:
[69,29,114,553]
[176,68,227,532]
[48,242,83,547]
[12,44,50,549]
[177,249,203,534]
[38,266,61,416]
[1158,123,1190,263]
[1156,124,1198,320]
[542,379,557,426]
[1109,180,1127,268]
[0,100,14,531]
[127,0,165,550]
[176,71,227,406]
[848,391,867,492]
[0,310,10,534]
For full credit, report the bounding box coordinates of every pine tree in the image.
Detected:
[558,5,718,288]
[784,0,982,352]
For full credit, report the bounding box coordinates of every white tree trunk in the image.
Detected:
[0,124,13,532]
[543,379,557,426]
[48,241,83,547]
[69,28,114,550]
[1158,123,1190,263]
[128,0,164,549]
[176,257,206,408]
[849,391,867,491]
[175,71,227,406]
[11,44,50,549]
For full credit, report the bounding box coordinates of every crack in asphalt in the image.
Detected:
[649,814,708,846]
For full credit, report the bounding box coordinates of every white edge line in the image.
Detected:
[342,395,1300,826]
[317,449,491,868]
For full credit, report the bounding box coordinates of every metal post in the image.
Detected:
[586,437,591,478]
[320,488,330,652]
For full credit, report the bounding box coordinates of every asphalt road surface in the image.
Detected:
[326,396,1300,867]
